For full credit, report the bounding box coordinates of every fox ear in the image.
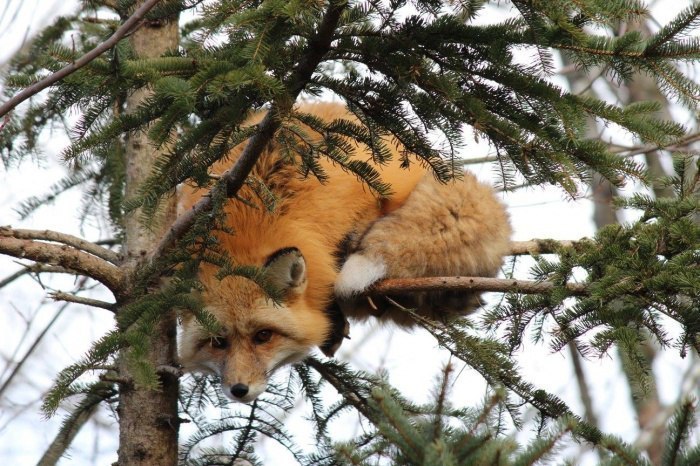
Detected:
[264,247,307,295]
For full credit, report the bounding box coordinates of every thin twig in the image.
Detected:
[0,268,31,289]
[612,131,700,156]
[1,263,81,289]
[0,301,71,400]
[305,357,373,420]
[0,0,162,119]
[509,239,581,255]
[459,155,499,166]
[49,291,116,311]
[461,130,700,168]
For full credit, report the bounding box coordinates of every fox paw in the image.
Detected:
[334,253,387,298]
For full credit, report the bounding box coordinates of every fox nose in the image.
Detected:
[230,383,249,398]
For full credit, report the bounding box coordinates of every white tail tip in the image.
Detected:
[334,254,387,298]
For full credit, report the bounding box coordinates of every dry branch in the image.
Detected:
[0,264,75,289]
[2,227,120,263]
[0,301,71,400]
[0,236,123,293]
[0,0,163,119]
[369,276,588,296]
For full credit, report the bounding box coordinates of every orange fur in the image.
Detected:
[178,103,511,401]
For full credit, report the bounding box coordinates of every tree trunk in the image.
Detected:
[117,5,180,465]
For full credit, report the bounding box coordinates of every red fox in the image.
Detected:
[178,103,511,402]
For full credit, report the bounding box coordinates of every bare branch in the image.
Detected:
[459,155,498,165]
[461,130,700,167]
[612,130,700,156]
[0,0,162,119]
[0,236,123,293]
[0,268,29,289]
[0,301,71,400]
[2,227,120,263]
[150,0,348,261]
[1,264,78,289]
[49,291,116,311]
[568,342,600,427]
[369,276,588,296]
[37,392,107,466]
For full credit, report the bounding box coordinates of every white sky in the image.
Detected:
[0,1,697,464]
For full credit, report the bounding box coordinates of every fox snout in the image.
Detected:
[223,379,268,403]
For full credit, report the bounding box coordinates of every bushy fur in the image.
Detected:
[178,103,511,401]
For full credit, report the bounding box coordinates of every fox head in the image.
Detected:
[178,248,331,402]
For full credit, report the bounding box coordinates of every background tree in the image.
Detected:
[1,0,699,464]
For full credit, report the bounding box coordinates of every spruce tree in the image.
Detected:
[0,0,699,464]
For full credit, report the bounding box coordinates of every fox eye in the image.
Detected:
[210,336,228,349]
[253,329,273,345]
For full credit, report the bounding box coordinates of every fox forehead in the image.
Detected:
[205,300,299,338]
[186,278,301,336]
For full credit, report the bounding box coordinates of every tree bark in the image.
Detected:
[116,4,180,465]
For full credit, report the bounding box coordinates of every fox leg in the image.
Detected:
[334,171,511,325]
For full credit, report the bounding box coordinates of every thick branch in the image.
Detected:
[1,227,120,263]
[151,0,348,261]
[152,110,281,259]
[0,0,162,119]
[369,276,588,296]
[0,236,123,293]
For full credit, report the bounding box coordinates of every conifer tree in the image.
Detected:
[0,0,699,464]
